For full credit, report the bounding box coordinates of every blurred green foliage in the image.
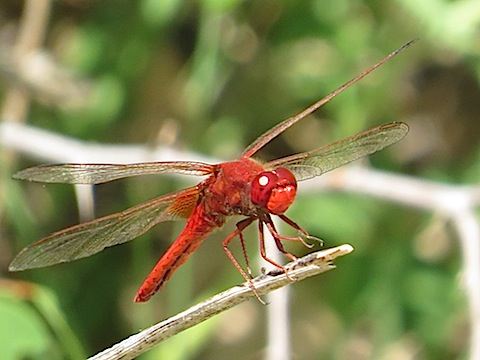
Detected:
[2,0,479,359]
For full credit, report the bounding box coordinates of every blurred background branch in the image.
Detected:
[1,1,480,359]
[1,0,51,124]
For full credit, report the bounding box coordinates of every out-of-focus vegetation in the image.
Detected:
[1,0,479,359]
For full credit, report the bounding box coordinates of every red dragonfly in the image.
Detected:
[9,41,413,302]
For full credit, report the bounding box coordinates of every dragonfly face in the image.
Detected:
[250,167,297,215]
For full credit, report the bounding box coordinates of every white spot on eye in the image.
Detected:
[258,175,269,186]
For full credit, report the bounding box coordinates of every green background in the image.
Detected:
[1,0,479,359]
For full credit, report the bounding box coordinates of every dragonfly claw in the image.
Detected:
[302,234,324,247]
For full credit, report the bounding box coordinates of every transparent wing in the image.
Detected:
[265,122,408,181]
[9,186,200,271]
[242,40,416,158]
[13,161,215,184]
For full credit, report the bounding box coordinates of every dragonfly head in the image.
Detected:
[251,167,297,215]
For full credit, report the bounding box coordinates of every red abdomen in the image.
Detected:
[134,202,218,302]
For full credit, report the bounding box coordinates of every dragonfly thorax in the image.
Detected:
[202,159,265,218]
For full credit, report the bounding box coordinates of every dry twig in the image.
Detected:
[88,245,353,360]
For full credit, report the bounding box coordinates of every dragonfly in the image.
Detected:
[9,40,414,302]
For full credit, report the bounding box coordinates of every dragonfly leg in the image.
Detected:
[259,217,296,282]
[278,214,324,248]
[223,217,266,304]
[238,228,253,279]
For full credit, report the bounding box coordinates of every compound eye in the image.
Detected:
[250,168,297,215]
[274,167,297,188]
[251,171,278,208]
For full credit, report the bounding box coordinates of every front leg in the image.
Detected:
[278,214,323,247]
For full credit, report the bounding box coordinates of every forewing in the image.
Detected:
[265,122,408,181]
[13,161,215,184]
[242,41,416,158]
[9,186,200,271]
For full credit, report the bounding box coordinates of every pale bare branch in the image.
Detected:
[88,245,353,360]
